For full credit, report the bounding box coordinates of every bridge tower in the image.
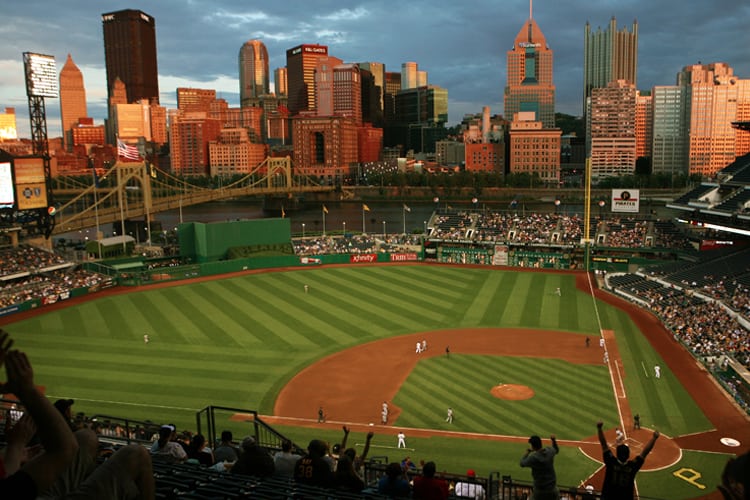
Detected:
[115,161,153,242]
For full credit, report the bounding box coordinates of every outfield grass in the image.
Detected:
[2,265,719,498]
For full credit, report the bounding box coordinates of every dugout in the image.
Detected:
[178,218,292,263]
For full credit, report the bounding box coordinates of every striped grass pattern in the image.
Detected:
[5,266,706,438]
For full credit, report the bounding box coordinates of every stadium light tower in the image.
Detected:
[22,52,58,237]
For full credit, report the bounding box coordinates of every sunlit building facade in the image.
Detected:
[588,80,638,178]
[680,62,750,177]
[504,13,555,129]
[239,39,270,104]
[286,44,329,116]
[59,54,88,151]
[583,17,638,116]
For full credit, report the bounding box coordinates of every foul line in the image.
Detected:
[48,396,200,412]
[614,361,626,399]
[641,361,650,378]
[586,272,626,433]
[258,415,599,446]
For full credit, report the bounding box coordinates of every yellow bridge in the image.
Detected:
[51,157,333,236]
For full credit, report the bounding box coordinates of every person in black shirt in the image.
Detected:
[597,421,659,499]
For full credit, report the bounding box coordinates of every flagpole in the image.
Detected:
[402,205,406,235]
[90,158,101,258]
[362,206,366,235]
[322,206,326,236]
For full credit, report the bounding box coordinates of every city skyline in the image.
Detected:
[1,0,748,138]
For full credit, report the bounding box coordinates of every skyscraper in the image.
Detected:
[102,9,159,105]
[583,17,638,116]
[504,3,555,129]
[239,39,270,105]
[401,62,419,90]
[286,44,329,116]
[274,67,288,96]
[651,85,688,177]
[59,54,88,150]
[588,80,638,178]
[680,62,750,176]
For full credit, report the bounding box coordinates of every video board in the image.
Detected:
[13,157,48,210]
[0,162,14,209]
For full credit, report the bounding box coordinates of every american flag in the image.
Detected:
[117,139,141,161]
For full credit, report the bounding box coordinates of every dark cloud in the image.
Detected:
[2,0,748,137]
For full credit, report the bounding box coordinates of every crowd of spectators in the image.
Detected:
[0,246,112,310]
[601,218,650,248]
[609,273,750,370]
[293,234,421,256]
[292,211,692,256]
[0,245,68,278]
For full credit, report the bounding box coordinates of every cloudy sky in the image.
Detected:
[2,0,748,138]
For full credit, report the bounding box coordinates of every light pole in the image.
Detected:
[302,223,306,238]
[423,220,427,234]
[382,221,386,239]
[343,221,346,235]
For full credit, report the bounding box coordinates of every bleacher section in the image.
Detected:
[668,153,750,230]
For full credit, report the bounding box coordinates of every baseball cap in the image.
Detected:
[466,469,476,477]
[160,424,176,432]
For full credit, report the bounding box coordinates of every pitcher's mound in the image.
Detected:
[491,384,534,400]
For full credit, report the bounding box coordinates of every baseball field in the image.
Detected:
[1,263,747,499]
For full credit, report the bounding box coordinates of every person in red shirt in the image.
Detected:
[412,461,449,500]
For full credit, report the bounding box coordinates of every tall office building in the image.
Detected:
[59,54,88,150]
[177,87,217,113]
[0,108,17,140]
[588,80,637,178]
[384,71,402,124]
[583,17,638,116]
[635,92,652,160]
[401,62,419,90]
[651,85,688,177]
[312,56,344,117]
[680,62,750,176]
[358,62,385,126]
[286,44,329,116]
[504,4,555,129]
[239,39,270,105]
[102,9,159,105]
[274,67,288,96]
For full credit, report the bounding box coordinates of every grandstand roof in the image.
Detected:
[667,153,750,234]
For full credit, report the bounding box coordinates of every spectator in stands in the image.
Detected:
[274,439,301,478]
[150,424,187,463]
[294,439,334,488]
[718,449,750,500]
[340,426,374,473]
[231,436,274,478]
[0,331,155,499]
[520,434,559,500]
[412,460,449,500]
[186,434,214,466]
[597,422,659,500]
[377,461,411,498]
[454,469,486,499]
[334,454,365,493]
[2,413,37,478]
[213,430,239,464]
[53,399,76,432]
